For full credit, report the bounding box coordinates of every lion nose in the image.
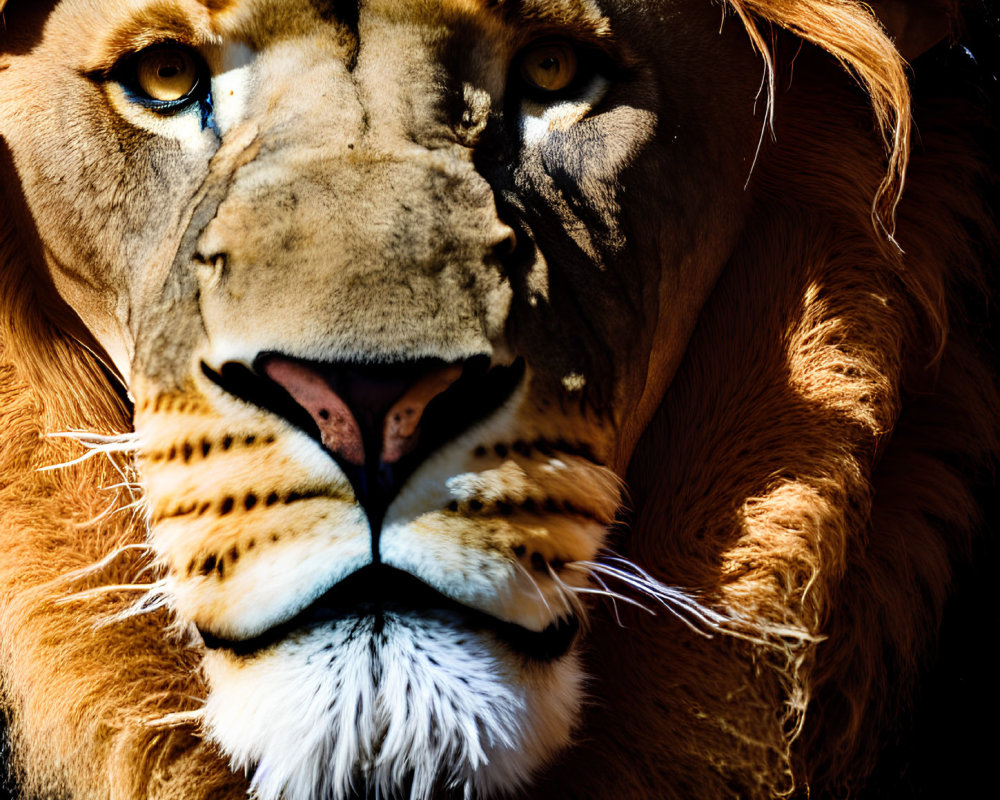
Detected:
[261,357,463,468]
[208,354,525,533]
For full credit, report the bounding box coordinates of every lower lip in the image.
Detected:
[198,565,580,662]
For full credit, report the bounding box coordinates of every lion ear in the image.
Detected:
[867,0,955,62]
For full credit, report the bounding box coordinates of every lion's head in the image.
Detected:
[1,1,995,799]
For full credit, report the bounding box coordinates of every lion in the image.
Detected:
[0,0,996,798]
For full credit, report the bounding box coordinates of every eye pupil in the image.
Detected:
[521,42,579,94]
[133,47,202,104]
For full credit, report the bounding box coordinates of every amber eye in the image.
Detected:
[520,42,579,94]
[134,47,201,103]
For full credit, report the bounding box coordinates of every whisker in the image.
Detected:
[47,430,139,448]
[72,497,122,528]
[40,431,140,473]
[92,585,172,628]
[512,560,553,618]
[571,560,727,636]
[100,481,143,492]
[585,562,731,628]
[566,553,818,649]
[544,566,587,622]
[101,481,146,509]
[37,448,106,471]
[57,543,153,584]
[110,497,149,522]
[55,582,159,604]
[570,583,656,618]
[559,573,654,615]
[103,451,143,507]
[145,708,206,730]
[589,571,625,626]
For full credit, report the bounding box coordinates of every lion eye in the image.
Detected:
[519,42,579,94]
[129,46,204,106]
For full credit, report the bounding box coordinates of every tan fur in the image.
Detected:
[0,211,246,797]
[2,0,996,798]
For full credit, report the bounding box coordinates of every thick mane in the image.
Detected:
[533,5,998,799]
[0,171,246,796]
[731,0,915,241]
[767,72,996,787]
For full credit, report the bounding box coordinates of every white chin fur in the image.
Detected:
[202,612,582,800]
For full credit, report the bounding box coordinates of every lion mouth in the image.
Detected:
[198,564,579,661]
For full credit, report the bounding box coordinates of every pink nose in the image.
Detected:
[263,358,462,467]
[202,354,524,536]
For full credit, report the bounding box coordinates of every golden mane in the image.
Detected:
[0,167,246,796]
[732,0,912,230]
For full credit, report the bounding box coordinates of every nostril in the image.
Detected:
[261,359,367,466]
[381,365,463,463]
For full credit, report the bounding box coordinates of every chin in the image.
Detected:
[200,589,583,800]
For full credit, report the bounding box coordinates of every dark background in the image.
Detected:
[858,3,999,797]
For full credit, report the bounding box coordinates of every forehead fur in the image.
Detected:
[0,0,913,291]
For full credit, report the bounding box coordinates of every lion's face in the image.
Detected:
[1,0,764,796]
